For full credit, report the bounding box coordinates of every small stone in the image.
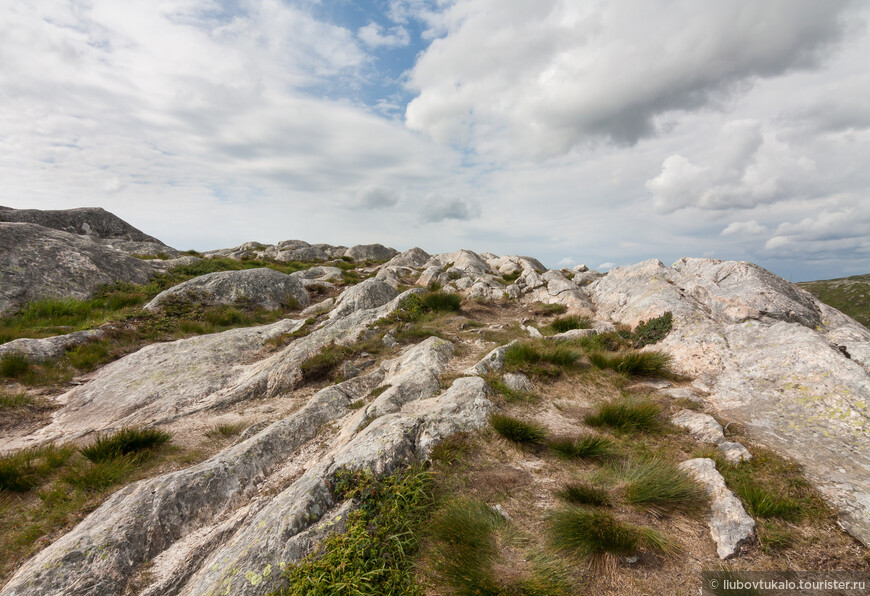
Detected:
[671,409,725,445]
[718,441,752,463]
[382,333,399,348]
[502,373,534,393]
[492,504,511,521]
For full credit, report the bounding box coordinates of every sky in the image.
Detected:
[1,1,868,281]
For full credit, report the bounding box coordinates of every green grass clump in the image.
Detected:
[0,390,31,409]
[548,508,673,559]
[620,458,707,513]
[489,413,547,444]
[275,466,432,596]
[298,343,354,383]
[204,422,246,438]
[555,482,612,507]
[503,341,582,377]
[80,427,171,463]
[584,397,661,433]
[61,456,138,492]
[588,350,670,376]
[547,434,614,460]
[631,312,673,348]
[0,444,75,492]
[430,433,472,467]
[0,353,30,379]
[548,315,592,334]
[532,302,567,316]
[66,340,110,371]
[731,481,801,520]
[421,291,462,312]
[427,498,504,594]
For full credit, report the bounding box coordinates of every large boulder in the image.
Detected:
[144,268,309,312]
[344,243,398,261]
[328,278,398,319]
[0,222,156,316]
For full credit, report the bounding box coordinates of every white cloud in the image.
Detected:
[404,0,857,158]
[598,262,616,271]
[721,220,769,236]
[358,22,410,48]
[419,195,481,222]
[557,257,575,267]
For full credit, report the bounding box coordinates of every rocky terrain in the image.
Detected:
[1,208,869,595]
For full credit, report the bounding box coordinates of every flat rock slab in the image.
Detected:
[463,340,517,376]
[679,458,756,559]
[672,409,726,445]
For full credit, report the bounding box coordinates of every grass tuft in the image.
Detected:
[204,422,246,438]
[588,350,671,376]
[80,427,171,463]
[584,397,661,433]
[620,458,707,513]
[61,456,137,492]
[503,341,582,377]
[489,413,547,444]
[548,315,592,334]
[421,291,462,312]
[0,444,75,492]
[547,434,614,460]
[732,481,801,520]
[0,390,31,409]
[555,482,612,507]
[427,498,504,594]
[0,353,31,379]
[548,507,674,559]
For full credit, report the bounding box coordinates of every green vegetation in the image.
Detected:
[426,498,504,595]
[61,456,139,492]
[0,444,75,492]
[274,466,432,596]
[503,340,582,377]
[584,397,662,433]
[421,291,462,312]
[619,458,706,513]
[80,427,172,463]
[799,273,870,329]
[555,483,612,507]
[204,422,246,438]
[547,315,592,334]
[548,508,673,559]
[628,312,673,348]
[0,390,31,409]
[489,413,547,444]
[483,374,538,403]
[0,353,30,379]
[547,434,614,460]
[532,302,567,316]
[429,433,471,467]
[588,350,671,376]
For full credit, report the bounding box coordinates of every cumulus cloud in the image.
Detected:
[557,257,575,267]
[351,187,400,209]
[358,22,410,48]
[721,220,769,236]
[419,195,481,222]
[647,120,816,212]
[597,262,616,271]
[404,0,856,157]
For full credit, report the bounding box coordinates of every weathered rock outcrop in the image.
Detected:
[0,223,157,316]
[0,205,176,257]
[143,268,310,312]
[590,257,870,544]
[0,334,493,595]
[344,243,398,261]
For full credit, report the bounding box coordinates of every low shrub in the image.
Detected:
[276,466,433,595]
[80,427,171,463]
[298,343,354,383]
[66,341,111,370]
[631,312,673,348]
[490,413,547,444]
[0,353,30,379]
[584,397,661,433]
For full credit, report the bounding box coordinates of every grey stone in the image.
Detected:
[385,247,431,268]
[328,278,398,319]
[671,409,725,444]
[718,441,752,463]
[0,205,166,245]
[144,268,309,312]
[463,340,518,376]
[679,458,756,559]
[344,244,398,261]
[0,329,104,362]
[502,373,534,393]
[0,222,156,316]
[547,328,597,341]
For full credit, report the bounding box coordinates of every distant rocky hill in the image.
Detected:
[799,273,870,330]
[1,208,869,595]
